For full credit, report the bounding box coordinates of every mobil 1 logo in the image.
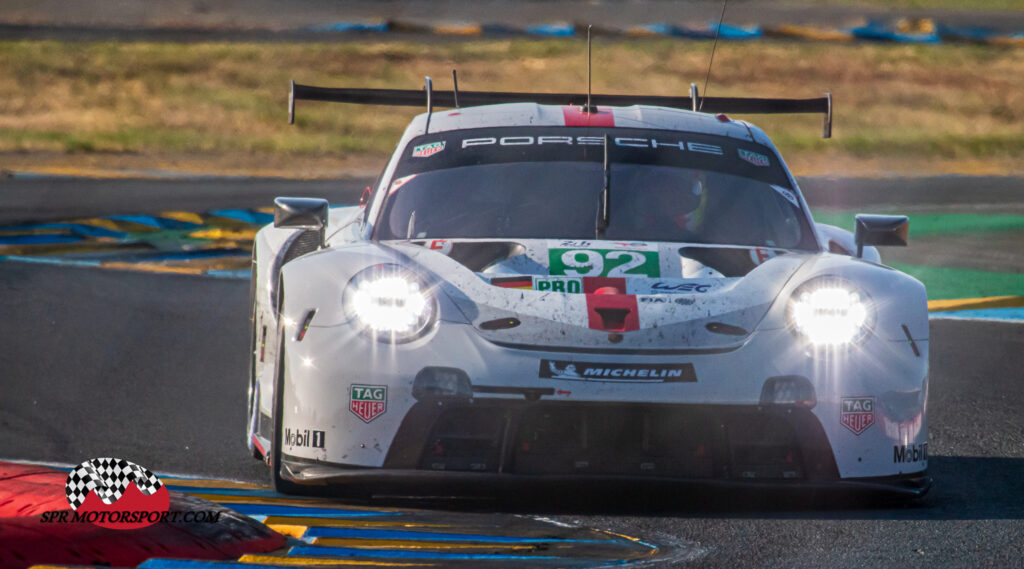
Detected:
[893,443,928,464]
[285,428,325,449]
[350,384,388,423]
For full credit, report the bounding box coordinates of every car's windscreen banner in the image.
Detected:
[395,127,792,188]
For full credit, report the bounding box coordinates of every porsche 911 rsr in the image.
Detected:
[246,82,929,498]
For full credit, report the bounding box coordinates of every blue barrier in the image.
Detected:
[289,18,1022,45]
[851,20,941,43]
[307,21,389,33]
[710,21,763,40]
[525,23,576,37]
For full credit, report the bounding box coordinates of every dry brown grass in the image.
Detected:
[1,38,1022,177]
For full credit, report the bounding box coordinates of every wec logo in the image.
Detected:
[651,281,712,293]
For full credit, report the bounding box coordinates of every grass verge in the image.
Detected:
[810,211,1024,236]
[1,38,1023,176]
[890,263,1024,300]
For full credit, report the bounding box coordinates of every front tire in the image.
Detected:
[270,330,307,495]
[247,249,263,461]
[247,311,263,461]
[269,280,307,495]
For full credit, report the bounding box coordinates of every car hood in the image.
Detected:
[391,239,811,351]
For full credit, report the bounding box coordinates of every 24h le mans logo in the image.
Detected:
[350,384,387,423]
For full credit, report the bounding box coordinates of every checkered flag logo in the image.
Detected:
[65,458,164,511]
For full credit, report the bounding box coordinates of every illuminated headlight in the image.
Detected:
[787,278,873,347]
[344,264,438,342]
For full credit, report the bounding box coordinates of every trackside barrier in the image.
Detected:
[296,18,1023,45]
[851,19,940,43]
[763,24,854,42]
[0,208,274,277]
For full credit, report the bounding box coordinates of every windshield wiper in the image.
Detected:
[596,133,611,239]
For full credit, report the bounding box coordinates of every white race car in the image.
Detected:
[247,81,929,498]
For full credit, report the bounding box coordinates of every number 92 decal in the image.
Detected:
[548,248,660,278]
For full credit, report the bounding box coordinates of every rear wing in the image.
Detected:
[289,80,833,138]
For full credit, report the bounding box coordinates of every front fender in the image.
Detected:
[758,252,929,342]
[278,244,470,333]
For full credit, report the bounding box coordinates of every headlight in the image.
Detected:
[787,278,873,347]
[343,264,438,342]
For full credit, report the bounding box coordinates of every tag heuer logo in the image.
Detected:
[350,384,387,423]
[840,397,875,435]
[412,141,445,157]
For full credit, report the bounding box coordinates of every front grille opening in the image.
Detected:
[419,407,506,472]
[727,414,804,480]
[594,307,630,331]
[514,407,587,474]
[513,406,715,478]
[396,402,822,481]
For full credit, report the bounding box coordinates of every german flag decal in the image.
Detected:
[490,276,533,289]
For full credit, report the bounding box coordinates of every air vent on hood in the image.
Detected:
[479,317,521,331]
[679,246,787,277]
[415,240,526,272]
[706,322,749,336]
[587,294,639,333]
[595,308,630,331]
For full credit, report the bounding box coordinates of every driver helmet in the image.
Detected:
[641,172,709,232]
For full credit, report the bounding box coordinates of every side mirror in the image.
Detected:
[274,197,328,248]
[854,214,909,258]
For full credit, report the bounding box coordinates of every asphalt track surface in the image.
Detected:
[2,178,1023,568]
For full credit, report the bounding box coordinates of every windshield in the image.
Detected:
[374,127,816,250]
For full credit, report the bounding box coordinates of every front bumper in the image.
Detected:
[280,399,930,499]
[280,463,932,501]
[276,320,929,483]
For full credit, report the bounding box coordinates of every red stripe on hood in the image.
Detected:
[562,106,615,127]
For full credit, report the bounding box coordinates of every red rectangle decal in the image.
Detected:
[562,105,615,127]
